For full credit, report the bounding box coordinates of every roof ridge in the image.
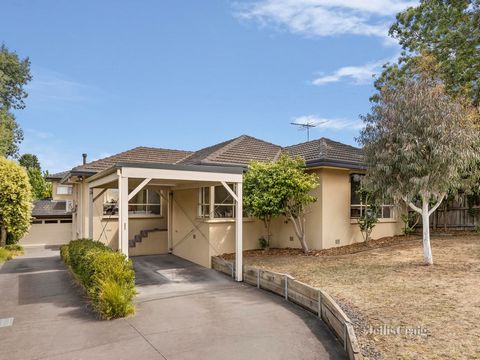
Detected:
[205,135,248,162]
[285,137,361,150]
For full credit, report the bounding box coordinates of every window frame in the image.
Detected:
[56,185,73,195]
[198,184,237,219]
[102,188,163,217]
[350,174,395,220]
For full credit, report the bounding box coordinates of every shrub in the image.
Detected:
[61,239,136,319]
[475,224,480,234]
[4,244,23,251]
[0,247,12,262]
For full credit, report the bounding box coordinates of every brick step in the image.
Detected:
[129,228,166,248]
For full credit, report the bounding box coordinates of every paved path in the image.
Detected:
[0,248,345,360]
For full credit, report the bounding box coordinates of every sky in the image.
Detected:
[1,0,416,173]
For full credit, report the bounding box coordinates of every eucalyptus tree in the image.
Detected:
[359,78,480,265]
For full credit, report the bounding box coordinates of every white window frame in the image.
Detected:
[56,185,73,195]
[103,188,162,217]
[350,174,395,219]
[198,184,236,219]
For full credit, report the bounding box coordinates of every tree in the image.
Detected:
[18,153,52,199]
[19,153,41,170]
[243,160,287,248]
[0,157,32,246]
[375,1,480,111]
[277,155,318,253]
[0,45,31,158]
[244,154,318,252]
[0,109,23,157]
[358,78,480,265]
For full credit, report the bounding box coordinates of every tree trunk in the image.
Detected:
[290,215,309,253]
[0,225,7,247]
[422,199,433,265]
[263,218,271,248]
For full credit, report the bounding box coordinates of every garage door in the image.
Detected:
[20,219,73,246]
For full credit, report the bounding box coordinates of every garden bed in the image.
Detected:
[222,235,480,359]
[60,239,136,319]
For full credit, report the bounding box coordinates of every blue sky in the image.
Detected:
[1,0,415,173]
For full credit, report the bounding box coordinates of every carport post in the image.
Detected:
[88,189,93,239]
[118,174,129,257]
[235,182,243,282]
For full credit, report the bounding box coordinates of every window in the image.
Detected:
[198,184,236,219]
[56,185,73,195]
[350,174,394,219]
[103,189,162,216]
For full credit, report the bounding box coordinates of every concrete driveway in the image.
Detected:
[0,247,345,360]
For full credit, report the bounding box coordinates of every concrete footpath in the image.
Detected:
[0,247,345,360]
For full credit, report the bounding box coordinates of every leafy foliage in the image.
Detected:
[0,44,32,110]
[61,239,136,319]
[0,157,32,246]
[355,186,379,243]
[244,159,288,246]
[244,154,318,252]
[0,109,23,158]
[0,45,31,158]
[375,0,480,111]
[18,154,52,199]
[358,78,480,264]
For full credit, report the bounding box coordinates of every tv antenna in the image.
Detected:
[290,119,326,141]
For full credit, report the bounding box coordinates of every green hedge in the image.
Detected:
[60,239,136,319]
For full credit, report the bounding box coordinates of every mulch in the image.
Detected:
[221,231,478,260]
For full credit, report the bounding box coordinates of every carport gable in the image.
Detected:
[86,162,245,281]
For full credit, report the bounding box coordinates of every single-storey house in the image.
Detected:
[33,135,402,280]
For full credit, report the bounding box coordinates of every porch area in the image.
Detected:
[86,163,245,281]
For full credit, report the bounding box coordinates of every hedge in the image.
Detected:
[60,239,136,319]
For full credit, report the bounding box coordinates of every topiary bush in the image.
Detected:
[61,239,136,319]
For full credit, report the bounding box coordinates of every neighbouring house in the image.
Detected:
[28,135,402,279]
[20,172,74,245]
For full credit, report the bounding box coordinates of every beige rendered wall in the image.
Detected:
[320,168,403,249]
[91,187,168,250]
[20,220,72,246]
[51,182,74,201]
[269,172,323,250]
[171,188,211,268]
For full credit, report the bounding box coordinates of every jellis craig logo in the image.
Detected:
[368,325,428,337]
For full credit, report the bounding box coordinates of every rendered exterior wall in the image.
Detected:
[170,188,264,268]
[51,182,74,202]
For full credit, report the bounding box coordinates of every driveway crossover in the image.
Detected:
[0,247,345,360]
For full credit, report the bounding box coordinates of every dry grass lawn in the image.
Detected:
[234,235,480,359]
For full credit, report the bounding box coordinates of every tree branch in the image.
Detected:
[403,197,422,214]
[429,193,446,216]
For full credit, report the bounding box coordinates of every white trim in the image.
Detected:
[121,167,243,183]
[221,181,238,202]
[128,178,152,201]
[235,182,243,282]
[118,176,129,257]
[88,172,119,189]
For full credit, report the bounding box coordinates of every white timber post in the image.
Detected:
[235,182,243,282]
[88,188,94,239]
[118,174,129,257]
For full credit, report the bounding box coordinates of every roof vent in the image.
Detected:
[82,153,87,165]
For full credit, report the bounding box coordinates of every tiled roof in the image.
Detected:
[52,136,364,178]
[178,135,282,166]
[46,171,69,180]
[32,200,72,218]
[72,147,193,173]
[285,138,364,166]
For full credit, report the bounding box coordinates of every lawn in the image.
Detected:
[230,235,480,359]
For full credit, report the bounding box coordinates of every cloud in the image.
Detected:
[312,59,386,85]
[235,0,416,40]
[293,115,363,130]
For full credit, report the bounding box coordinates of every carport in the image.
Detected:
[85,162,244,281]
